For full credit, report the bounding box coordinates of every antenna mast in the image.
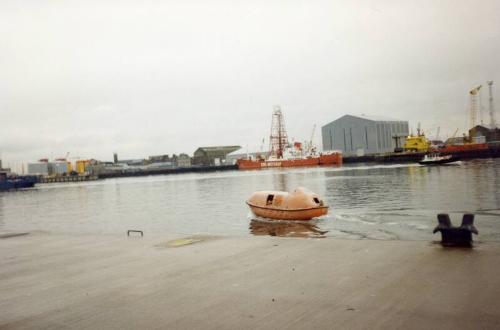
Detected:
[469,85,482,128]
[488,81,497,129]
[269,106,289,159]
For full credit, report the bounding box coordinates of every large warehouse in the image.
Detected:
[321,115,409,156]
[192,146,241,166]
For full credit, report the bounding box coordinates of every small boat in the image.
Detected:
[246,187,328,220]
[418,154,460,165]
[0,172,37,191]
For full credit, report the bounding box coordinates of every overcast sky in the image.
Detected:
[1,0,499,166]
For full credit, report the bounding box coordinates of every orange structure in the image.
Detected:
[246,187,329,221]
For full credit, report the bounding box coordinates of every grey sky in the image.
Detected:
[1,0,499,166]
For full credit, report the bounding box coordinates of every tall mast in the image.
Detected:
[269,105,289,159]
[469,85,482,128]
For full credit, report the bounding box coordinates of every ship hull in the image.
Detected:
[0,177,37,191]
[435,143,488,153]
[237,153,342,170]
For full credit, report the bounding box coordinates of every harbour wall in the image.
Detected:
[344,145,500,163]
[97,164,238,179]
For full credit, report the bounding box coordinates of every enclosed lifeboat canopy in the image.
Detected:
[246,187,328,221]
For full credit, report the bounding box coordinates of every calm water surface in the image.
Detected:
[1,159,499,241]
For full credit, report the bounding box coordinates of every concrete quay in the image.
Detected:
[1,232,500,329]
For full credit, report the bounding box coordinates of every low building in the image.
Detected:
[0,159,9,173]
[49,161,70,175]
[116,159,146,166]
[322,114,409,156]
[445,136,466,145]
[75,160,91,174]
[148,162,174,169]
[27,162,49,176]
[469,125,500,142]
[226,151,265,164]
[176,153,191,167]
[149,154,173,163]
[192,146,241,166]
[149,154,192,167]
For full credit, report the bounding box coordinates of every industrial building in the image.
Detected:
[27,161,71,176]
[469,125,500,143]
[148,154,192,167]
[0,159,9,173]
[75,160,91,174]
[322,115,409,156]
[27,162,49,175]
[176,153,191,167]
[192,146,241,166]
[226,151,263,164]
[148,154,173,163]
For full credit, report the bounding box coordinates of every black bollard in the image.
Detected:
[433,213,478,247]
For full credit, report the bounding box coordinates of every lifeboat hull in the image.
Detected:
[246,187,329,221]
[247,203,328,221]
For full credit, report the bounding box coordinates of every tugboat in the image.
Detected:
[418,154,460,166]
[0,171,37,191]
[246,187,328,221]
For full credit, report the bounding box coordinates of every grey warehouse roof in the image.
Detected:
[326,114,405,124]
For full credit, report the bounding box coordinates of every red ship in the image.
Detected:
[433,143,489,153]
[237,106,342,170]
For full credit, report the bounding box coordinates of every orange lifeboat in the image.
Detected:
[246,187,329,221]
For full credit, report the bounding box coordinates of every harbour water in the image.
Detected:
[1,159,499,241]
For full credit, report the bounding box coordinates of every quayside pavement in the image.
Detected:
[1,232,500,329]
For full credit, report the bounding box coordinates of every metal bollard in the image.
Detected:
[433,213,478,247]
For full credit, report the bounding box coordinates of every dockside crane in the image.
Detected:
[55,152,70,162]
[307,124,316,154]
[488,81,497,129]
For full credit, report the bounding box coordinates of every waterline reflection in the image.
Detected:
[249,218,328,238]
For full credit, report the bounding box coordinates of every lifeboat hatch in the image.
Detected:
[266,194,274,205]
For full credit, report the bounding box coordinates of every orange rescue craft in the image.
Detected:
[246,187,328,221]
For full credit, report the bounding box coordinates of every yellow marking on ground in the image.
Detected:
[167,238,203,247]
